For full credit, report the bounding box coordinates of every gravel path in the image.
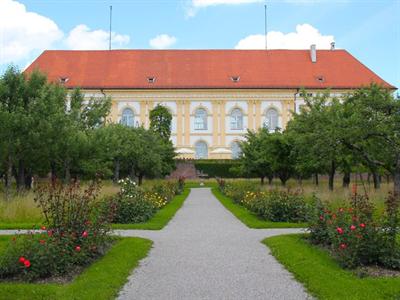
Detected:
[116,188,311,300]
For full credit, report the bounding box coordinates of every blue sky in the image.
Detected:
[0,0,399,89]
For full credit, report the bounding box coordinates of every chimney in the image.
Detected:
[330,42,335,50]
[310,44,317,63]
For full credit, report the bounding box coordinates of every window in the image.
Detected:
[195,141,208,159]
[194,108,207,130]
[231,141,242,159]
[230,108,243,130]
[230,76,240,83]
[147,76,156,83]
[264,108,279,131]
[121,108,135,127]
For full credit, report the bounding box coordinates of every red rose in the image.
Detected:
[47,230,53,237]
[339,208,344,213]
[75,246,81,252]
[359,223,366,228]
[82,231,88,238]
[336,227,344,234]
[19,257,26,263]
[319,215,324,221]
[24,260,31,268]
[41,226,46,230]
[39,239,46,245]
[332,214,337,219]
[350,225,356,231]
[340,243,347,249]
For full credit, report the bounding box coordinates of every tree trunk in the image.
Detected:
[268,176,273,185]
[328,160,336,191]
[342,172,351,188]
[138,174,143,186]
[394,156,400,198]
[314,173,319,186]
[367,173,371,185]
[5,155,12,200]
[50,162,57,185]
[113,159,120,184]
[16,160,25,193]
[24,173,32,190]
[372,171,380,189]
[64,159,71,184]
[280,177,287,186]
[260,176,265,185]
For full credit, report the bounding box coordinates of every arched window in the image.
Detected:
[195,141,208,159]
[121,108,135,127]
[264,108,279,131]
[194,108,207,130]
[231,141,242,159]
[230,108,243,130]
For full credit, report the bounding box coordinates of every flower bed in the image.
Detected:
[106,178,185,224]
[218,180,309,223]
[308,191,400,271]
[0,180,114,282]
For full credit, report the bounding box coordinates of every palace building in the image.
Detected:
[25,47,394,159]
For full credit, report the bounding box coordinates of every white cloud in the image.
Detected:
[235,24,335,49]
[0,0,63,64]
[149,34,177,49]
[186,0,262,17]
[65,24,130,50]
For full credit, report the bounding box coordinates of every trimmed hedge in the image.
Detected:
[193,159,252,178]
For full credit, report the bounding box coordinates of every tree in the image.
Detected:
[287,91,351,190]
[340,84,400,196]
[149,104,172,141]
[240,129,274,184]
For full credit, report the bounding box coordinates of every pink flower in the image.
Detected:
[340,243,347,250]
[75,246,81,252]
[319,215,324,221]
[41,226,46,230]
[359,223,366,228]
[47,230,53,237]
[350,225,356,231]
[336,227,344,235]
[19,257,26,263]
[82,231,88,238]
[339,208,344,213]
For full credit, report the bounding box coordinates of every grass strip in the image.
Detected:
[264,234,400,300]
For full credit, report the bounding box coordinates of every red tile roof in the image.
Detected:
[25,49,395,90]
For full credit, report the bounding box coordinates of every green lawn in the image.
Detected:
[111,188,190,230]
[264,234,400,300]
[211,187,307,228]
[0,236,152,300]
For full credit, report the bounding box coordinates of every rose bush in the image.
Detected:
[0,180,114,282]
[309,192,400,269]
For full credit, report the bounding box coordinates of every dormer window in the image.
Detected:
[316,75,325,83]
[147,76,156,83]
[59,77,69,84]
[230,76,240,83]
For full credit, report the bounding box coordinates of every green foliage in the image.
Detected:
[309,193,400,269]
[222,181,309,222]
[107,178,183,224]
[149,104,172,141]
[0,180,114,281]
[193,159,243,178]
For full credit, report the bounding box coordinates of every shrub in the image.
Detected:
[107,178,184,224]
[110,178,156,224]
[194,159,244,178]
[0,180,113,281]
[222,181,259,204]
[309,192,400,270]
[243,190,309,222]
